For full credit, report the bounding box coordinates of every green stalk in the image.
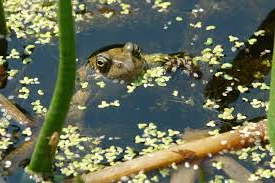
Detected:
[268,32,275,150]
[198,167,205,183]
[0,0,6,36]
[27,0,76,174]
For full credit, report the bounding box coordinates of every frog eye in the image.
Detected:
[96,54,111,73]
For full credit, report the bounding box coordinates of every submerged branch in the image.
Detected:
[80,120,267,183]
[0,93,35,126]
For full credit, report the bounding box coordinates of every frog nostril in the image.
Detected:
[117,63,123,68]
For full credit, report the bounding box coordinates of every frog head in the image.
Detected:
[88,42,147,82]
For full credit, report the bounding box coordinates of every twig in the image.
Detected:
[80,120,267,183]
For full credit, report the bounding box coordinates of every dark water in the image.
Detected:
[2,0,275,182]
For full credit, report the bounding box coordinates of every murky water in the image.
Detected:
[2,0,275,182]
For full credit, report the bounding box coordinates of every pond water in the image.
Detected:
[1,0,275,182]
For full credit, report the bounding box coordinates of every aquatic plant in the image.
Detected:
[0,0,6,36]
[27,0,76,175]
[267,32,275,150]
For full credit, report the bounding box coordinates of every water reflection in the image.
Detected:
[204,8,275,108]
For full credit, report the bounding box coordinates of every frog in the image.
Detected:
[77,42,200,83]
[67,42,201,123]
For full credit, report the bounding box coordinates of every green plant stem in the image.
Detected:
[198,167,205,183]
[268,31,275,150]
[0,0,6,36]
[28,0,76,174]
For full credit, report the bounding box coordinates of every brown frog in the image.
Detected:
[89,42,147,82]
[77,42,200,83]
[67,42,201,122]
[76,42,146,83]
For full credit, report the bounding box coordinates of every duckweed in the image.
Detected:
[19,76,40,85]
[193,44,224,64]
[250,99,266,109]
[3,0,90,43]
[98,99,120,108]
[52,122,184,178]
[80,82,88,89]
[7,69,18,80]
[24,45,35,55]
[190,21,202,28]
[96,81,106,88]
[212,161,223,170]
[206,120,216,127]
[228,35,239,42]
[6,48,20,59]
[120,3,131,15]
[127,66,171,93]
[159,168,170,177]
[248,38,257,45]
[175,16,183,22]
[225,143,275,182]
[153,0,171,12]
[206,25,216,30]
[31,99,47,115]
[237,85,249,93]
[220,63,232,69]
[208,129,220,136]
[254,30,265,37]
[18,86,30,99]
[37,89,44,96]
[203,99,220,109]
[0,118,12,154]
[204,37,213,46]
[172,90,178,96]
[252,82,270,90]
[22,127,32,136]
[218,107,234,120]
[22,57,32,64]
[236,113,246,120]
[260,49,271,56]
